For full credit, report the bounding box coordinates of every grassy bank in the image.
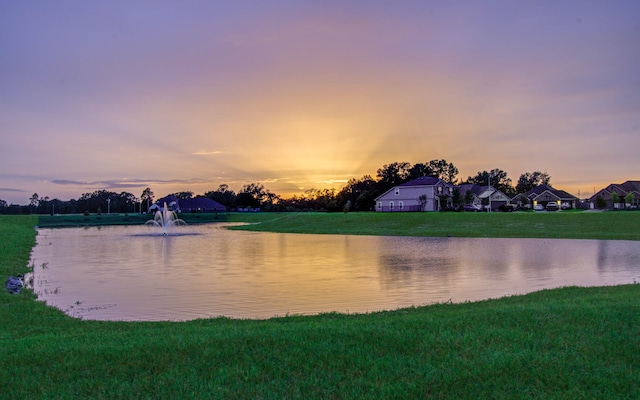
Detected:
[2,215,640,397]
[37,211,227,227]
[39,210,640,241]
[227,210,640,241]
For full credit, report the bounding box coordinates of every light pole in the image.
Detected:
[107,198,111,215]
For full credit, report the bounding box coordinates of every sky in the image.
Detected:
[1,1,639,204]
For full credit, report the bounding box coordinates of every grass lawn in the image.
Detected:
[39,209,640,241]
[3,213,640,398]
[225,210,640,241]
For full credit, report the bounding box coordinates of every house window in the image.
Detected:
[448,187,453,194]
[389,201,394,210]
[437,186,443,194]
[395,188,400,196]
[399,201,404,210]
[377,202,382,210]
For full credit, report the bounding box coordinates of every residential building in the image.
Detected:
[515,184,579,209]
[457,183,511,211]
[375,176,454,212]
[151,195,226,213]
[589,180,640,209]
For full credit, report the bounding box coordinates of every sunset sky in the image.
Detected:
[1,1,638,204]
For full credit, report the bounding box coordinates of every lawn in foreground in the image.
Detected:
[3,215,640,398]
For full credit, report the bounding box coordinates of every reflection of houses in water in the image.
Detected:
[597,240,640,272]
[376,237,461,290]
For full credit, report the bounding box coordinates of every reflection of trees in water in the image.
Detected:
[377,239,460,290]
[597,240,640,273]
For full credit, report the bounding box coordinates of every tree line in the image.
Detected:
[0,160,551,214]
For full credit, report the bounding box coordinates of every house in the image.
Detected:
[151,195,226,213]
[589,180,640,209]
[375,176,454,212]
[515,184,579,210]
[457,183,511,211]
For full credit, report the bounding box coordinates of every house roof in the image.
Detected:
[457,183,490,197]
[156,195,226,211]
[589,180,640,201]
[399,176,445,186]
[620,180,640,193]
[525,184,577,200]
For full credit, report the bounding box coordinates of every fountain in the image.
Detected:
[144,202,186,235]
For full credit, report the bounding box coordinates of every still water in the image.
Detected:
[28,223,640,321]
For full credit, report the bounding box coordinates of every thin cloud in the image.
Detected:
[193,150,225,156]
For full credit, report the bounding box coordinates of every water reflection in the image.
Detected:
[28,225,640,321]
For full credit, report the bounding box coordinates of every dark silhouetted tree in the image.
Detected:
[205,184,237,207]
[515,171,551,193]
[466,168,515,197]
[141,187,154,213]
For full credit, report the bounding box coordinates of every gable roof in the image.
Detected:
[156,195,226,212]
[589,180,640,201]
[620,180,640,193]
[457,183,490,197]
[525,184,577,200]
[180,196,226,211]
[399,176,445,187]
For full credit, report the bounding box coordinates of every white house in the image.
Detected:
[375,176,454,212]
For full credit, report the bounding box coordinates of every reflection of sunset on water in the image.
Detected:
[28,225,640,321]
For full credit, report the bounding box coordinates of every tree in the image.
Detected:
[376,162,412,193]
[625,192,635,208]
[595,195,607,210]
[611,192,620,209]
[116,192,138,213]
[170,191,194,200]
[427,159,459,183]
[451,187,463,210]
[141,188,154,213]
[464,189,474,205]
[29,193,39,213]
[515,171,551,193]
[77,190,117,214]
[466,168,515,197]
[418,194,428,211]
[337,175,377,211]
[237,183,271,208]
[204,184,237,207]
[408,163,433,180]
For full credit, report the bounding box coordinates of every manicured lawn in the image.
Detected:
[227,210,640,241]
[2,214,640,398]
[38,210,640,241]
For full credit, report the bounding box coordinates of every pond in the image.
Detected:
[28,223,640,321]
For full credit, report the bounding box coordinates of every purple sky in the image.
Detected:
[1,1,639,204]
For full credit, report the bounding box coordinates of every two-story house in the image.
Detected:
[375,176,454,212]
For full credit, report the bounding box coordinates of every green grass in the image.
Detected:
[37,211,227,227]
[3,214,640,398]
[38,210,640,241]
[226,210,640,241]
